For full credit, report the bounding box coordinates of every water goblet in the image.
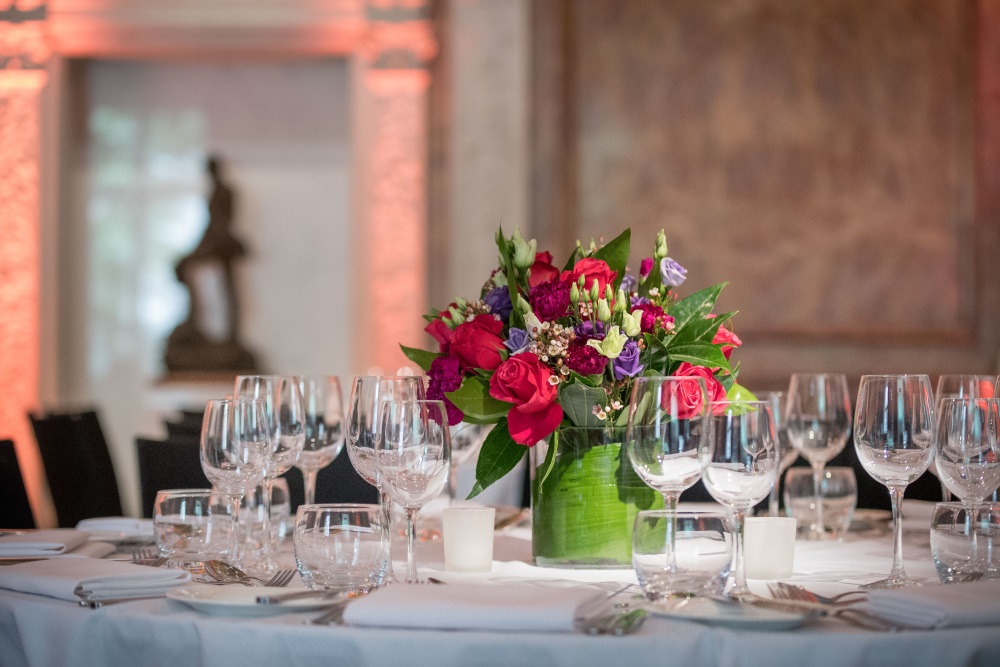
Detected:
[346,375,426,581]
[199,398,270,560]
[632,509,733,600]
[294,504,390,594]
[297,375,346,506]
[853,374,935,588]
[701,400,778,598]
[935,398,1000,513]
[755,390,799,517]
[785,373,851,539]
[625,376,710,575]
[375,399,451,583]
[235,375,306,574]
[933,375,997,502]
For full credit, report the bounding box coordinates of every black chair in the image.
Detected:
[0,439,35,529]
[136,437,211,518]
[30,409,123,527]
[281,452,378,512]
[163,409,204,441]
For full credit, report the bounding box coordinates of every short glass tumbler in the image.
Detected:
[153,489,238,571]
[931,502,1000,583]
[784,467,857,540]
[632,509,733,600]
[294,504,390,594]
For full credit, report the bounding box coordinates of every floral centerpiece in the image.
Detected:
[402,228,749,567]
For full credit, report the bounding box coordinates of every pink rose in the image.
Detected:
[449,314,506,371]
[711,320,742,360]
[489,353,564,445]
[668,362,727,419]
[560,258,618,298]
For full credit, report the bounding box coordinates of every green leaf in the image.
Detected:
[670,310,737,347]
[727,382,757,401]
[670,283,726,335]
[592,228,631,287]
[468,419,526,498]
[558,381,609,427]
[446,376,510,422]
[668,343,732,373]
[399,345,439,373]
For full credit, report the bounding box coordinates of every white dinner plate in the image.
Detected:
[645,597,810,631]
[167,585,336,617]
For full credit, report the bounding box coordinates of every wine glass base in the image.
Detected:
[860,576,922,590]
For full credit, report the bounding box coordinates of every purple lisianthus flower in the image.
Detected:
[483,286,513,322]
[612,340,644,380]
[631,295,651,308]
[427,355,464,425]
[660,257,687,287]
[574,320,607,340]
[639,258,654,278]
[505,327,531,354]
[620,274,637,294]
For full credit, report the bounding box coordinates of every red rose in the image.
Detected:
[529,251,560,288]
[449,314,506,371]
[560,258,618,298]
[709,316,742,360]
[668,362,727,419]
[425,319,454,354]
[489,352,564,445]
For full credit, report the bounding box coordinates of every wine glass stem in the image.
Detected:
[939,480,952,503]
[230,494,242,563]
[303,469,318,506]
[378,489,397,582]
[448,465,460,505]
[404,507,419,583]
[811,462,826,537]
[260,477,274,565]
[731,508,748,596]
[768,477,781,518]
[662,492,679,573]
[888,485,908,582]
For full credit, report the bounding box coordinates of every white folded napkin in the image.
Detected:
[342,582,607,632]
[0,558,190,602]
[77,517,155,539]
[865,581,1000,629]
[0,530,89,557]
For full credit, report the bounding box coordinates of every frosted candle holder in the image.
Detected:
[744,517,797,580]
[442,506,496,573]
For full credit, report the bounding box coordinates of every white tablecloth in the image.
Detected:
[1,523,999,667]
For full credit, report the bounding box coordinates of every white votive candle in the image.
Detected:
[744,517,797,579]
[442,506,496,573]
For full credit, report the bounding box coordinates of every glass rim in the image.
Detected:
[937,396,999,403]
[154,488,222,497]
[934,501,1000,510]
[295,502,382,512]
[789,372,848,378]
[858,374,931,380]
[635,508,731,518]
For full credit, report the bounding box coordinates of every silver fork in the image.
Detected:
[961,571,984,583]
[265,569,297,588]
[131,547,158,562]
[770,582,866,606]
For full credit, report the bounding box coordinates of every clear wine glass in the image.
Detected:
[935,397,1000,511]
[297,375,346,506]
[448,423,487,504]
[785,373,851,539]
[755,390,799,518]
[854,374,935,589]
[376,399,451,583]
[234,375,305,574]
[702,400,778,598]
[933,375,997,502]
[346,375,426,582]
[199,398,270,559]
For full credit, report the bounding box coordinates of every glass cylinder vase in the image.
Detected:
[531,426,662,568]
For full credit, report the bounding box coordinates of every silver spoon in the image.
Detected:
[205,560,269,586]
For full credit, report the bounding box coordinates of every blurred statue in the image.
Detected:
[165,156,259,374]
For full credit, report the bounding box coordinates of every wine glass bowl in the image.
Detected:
[785,373,851,539]
[755,390,799,518]
[933,375,998,502]
[625,376,711,509]
[934,397,1000,507]
[853,374,935,589]
[701,400,778,597]
[297,375,346,505]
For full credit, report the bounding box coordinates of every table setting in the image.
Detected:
[2,227,1000,666]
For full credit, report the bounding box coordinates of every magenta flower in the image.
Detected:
[427,355,464,425]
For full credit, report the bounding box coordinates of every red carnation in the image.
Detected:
[565,340,608,376]
[561,258,618,298]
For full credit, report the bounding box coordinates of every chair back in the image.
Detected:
[30,409,123,526]
[136,437,210,518]
[0,439,35,529]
